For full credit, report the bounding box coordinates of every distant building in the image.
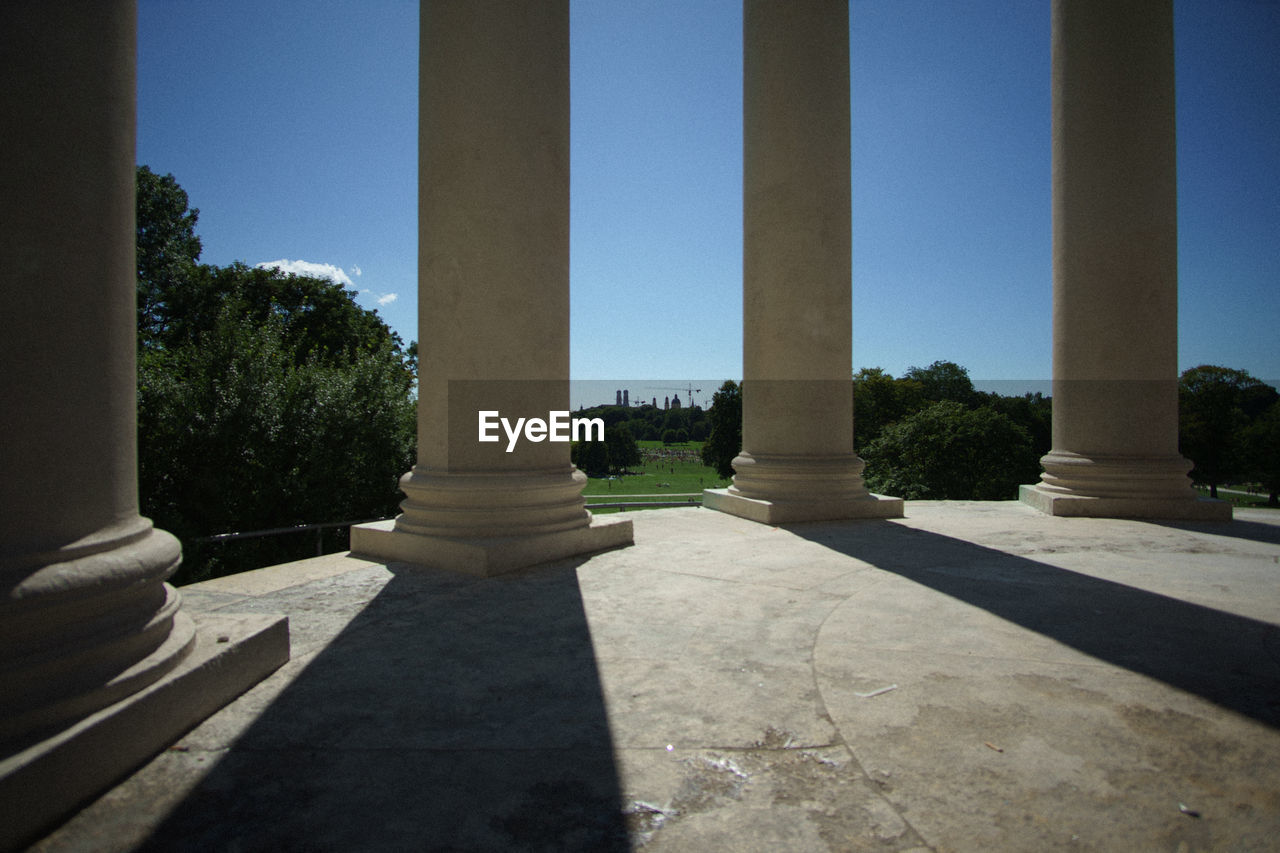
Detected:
[615,390,621,406]
[623,390,629,407]
[671,395,681,409]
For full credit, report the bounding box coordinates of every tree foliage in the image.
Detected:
[701,380,742,479]
[136,165,202,345]
[604,423,641,471]
[570,438,610,476]
[572,424,642,476]
[861,401,1042,500]
[135,167,416,583]
[1244,400,1280,506]
[1178,365,1279,498]
[854,364,1051,499]
[853,367,923,452]
[904,360,977,406]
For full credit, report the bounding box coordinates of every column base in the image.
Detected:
[350,515,634,576]
[0,611,289,851]
[703,488,904,525]
[1019,484,1232,520]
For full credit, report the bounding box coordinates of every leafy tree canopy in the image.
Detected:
[701,380,742,479]
[1244,400,1280,506]
[1179,365,1279,497]
[136,165,202,344]
[904,360,976,406]
[604,423,642,471]
[571,439,610,476]
[853,367,924,451]
[861,401,1041,500]
[135,166,416,583]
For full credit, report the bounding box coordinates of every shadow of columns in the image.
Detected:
[136,558,629,851]
[786,520,1280,730]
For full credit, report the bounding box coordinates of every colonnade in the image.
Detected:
[0,0,1227,844]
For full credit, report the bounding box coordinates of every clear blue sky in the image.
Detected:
[137,0,1279,388]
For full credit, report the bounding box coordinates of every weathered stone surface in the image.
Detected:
[33,504,1280,851]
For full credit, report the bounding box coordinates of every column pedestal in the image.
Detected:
[1020,453,1229,520]
[353,467,632,576]
[704,453,902,525]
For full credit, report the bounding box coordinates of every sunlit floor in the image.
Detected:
[34,502,1280,851]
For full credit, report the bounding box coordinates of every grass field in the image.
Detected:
[1193,485,1279,509]
[582,440,729,512]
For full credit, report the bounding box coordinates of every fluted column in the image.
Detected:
[704,0,901,525]
[352,0,631,573]
[1020,0,1229,520]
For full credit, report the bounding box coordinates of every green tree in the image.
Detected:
[701,380,742,479]
[135,167,416,583]
[571,439,609,476]
[862,401,1041,500]
[852,367,925,452]
[904,360,977,406]
[1243,398,1280,506]
[604,423,641,472]
[978,391,1053,459]
[1179,365,1278,498]
[136,166,202,345]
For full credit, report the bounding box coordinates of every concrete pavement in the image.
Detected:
[29,502,1280,851]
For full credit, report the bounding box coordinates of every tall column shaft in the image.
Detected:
[352,0,631,572]
[1021,0,1228,519]
[0,0,196,750]
[704,0,901,524]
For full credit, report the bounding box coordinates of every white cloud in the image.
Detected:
[256,260,399,311]
[256,259,354,288]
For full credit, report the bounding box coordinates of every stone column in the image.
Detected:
[0,0,197,754]
[352,0,631,573]
[704,0,901,525]
[1020,0,1229,520]
[0,1,287,846]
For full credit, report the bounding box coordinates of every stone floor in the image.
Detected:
[29,502,1280,851]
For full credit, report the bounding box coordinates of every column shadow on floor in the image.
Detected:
[138,557,629,852]
[787,520,1280,730]
[1151,516,1280,547]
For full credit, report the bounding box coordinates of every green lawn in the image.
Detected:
[581,440,730,512]
[1193,485,1278,509]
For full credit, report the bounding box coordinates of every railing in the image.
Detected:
[196,494,703,554]
[584,493,702,511]
[197,517,389,557]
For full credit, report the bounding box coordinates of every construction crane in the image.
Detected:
[642,385,703,408]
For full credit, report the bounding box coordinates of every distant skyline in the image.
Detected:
[138,1,1279,385]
